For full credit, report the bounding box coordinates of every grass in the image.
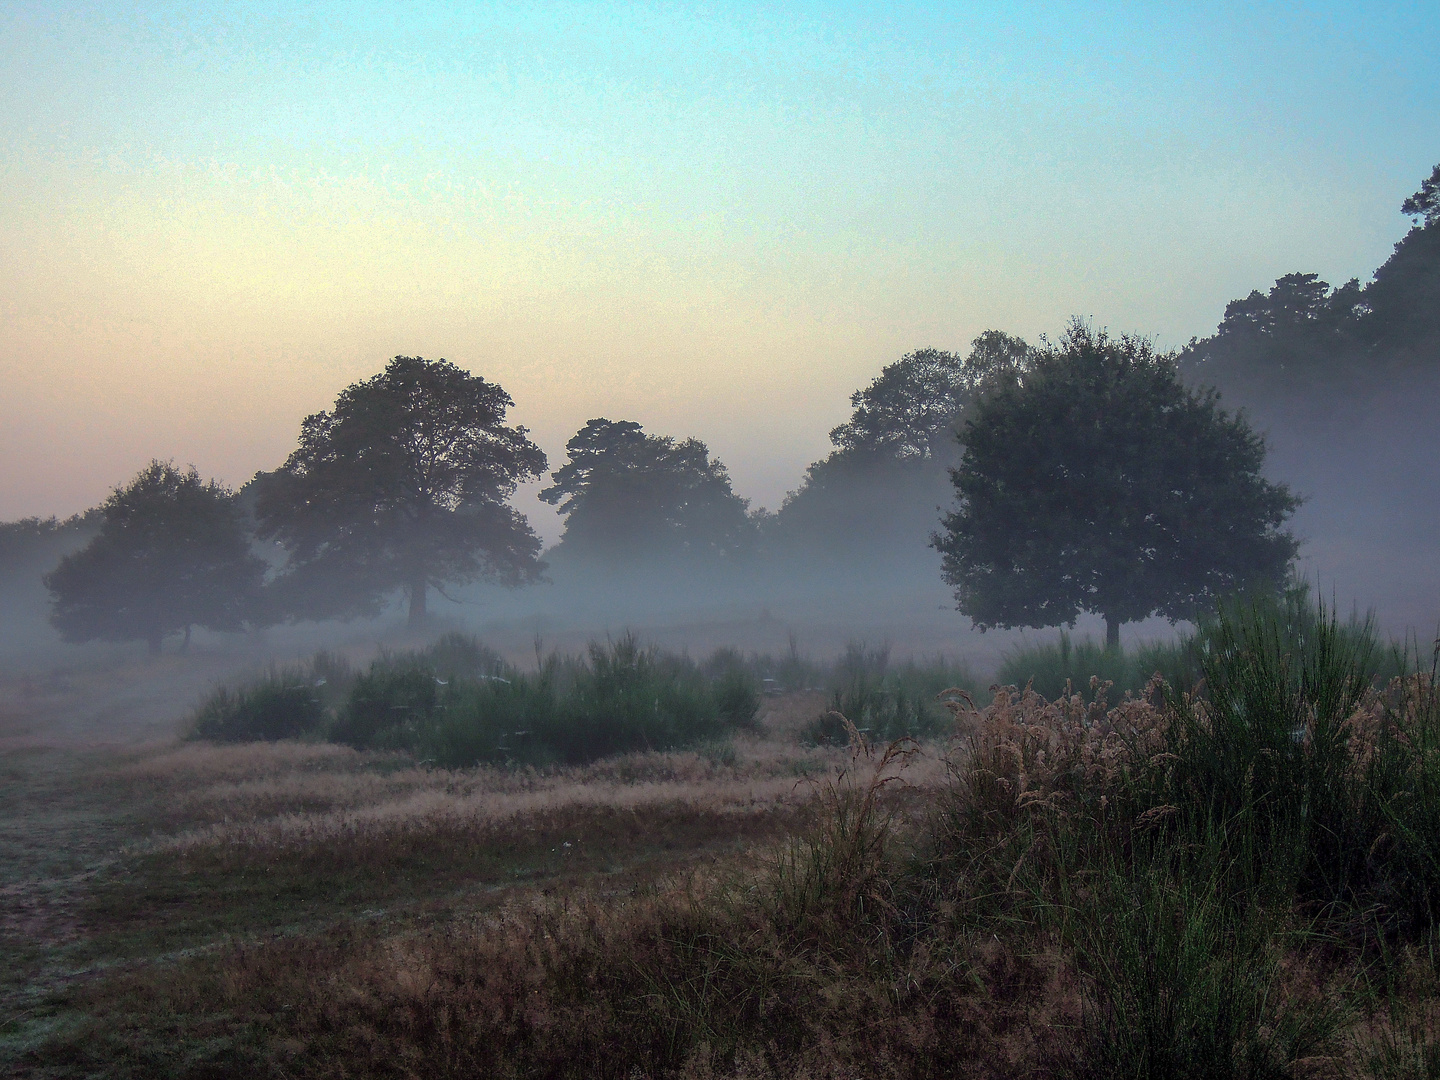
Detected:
[803,641,978,745]
[7,596,1440,1077]
[188,633,763,767]
[997,630,1196,700]
[190,633,971,766]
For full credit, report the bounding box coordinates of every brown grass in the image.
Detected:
[10,679,1440,1078]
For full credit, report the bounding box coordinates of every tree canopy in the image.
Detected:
[1179,162,1440,397]
[1402,163,1440,228]
[44,462,265,654]
[256,356,547,625]
[824,333,1032,465]
[539,418,753,564]
[935,322,1300,648]
[775,333,1031,558]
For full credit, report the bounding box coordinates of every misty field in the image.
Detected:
[5,604,1440,1078]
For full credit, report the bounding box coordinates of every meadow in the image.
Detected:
[2,598,1439,1078]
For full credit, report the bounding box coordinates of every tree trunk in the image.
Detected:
[1105,615,1121,652]
[407,574,428,627]
[181,625,192,653]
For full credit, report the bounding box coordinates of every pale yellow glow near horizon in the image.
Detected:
[2,4,1432,543]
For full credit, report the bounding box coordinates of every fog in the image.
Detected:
[1245,372,1440,636]
[5,202,1439,748]
[6,363,1434,749]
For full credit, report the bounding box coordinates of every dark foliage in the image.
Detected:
[191,634,761,767]
[1401,162,1440,228]
[44,462,265,654]
[776,332,1031,559]
[1179,162,1440,397]
[256,356,547,626]
[803,642,970,745]
[539,418,754,565]
[935,322,1300,647]
[191,670,327,742]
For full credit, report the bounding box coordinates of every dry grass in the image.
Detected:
[8,655,1440,1079]
[105,692,946,857]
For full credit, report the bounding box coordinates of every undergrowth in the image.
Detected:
[132,595,1440,1077]
[189,632,762,767]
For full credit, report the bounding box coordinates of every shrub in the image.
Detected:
[188,653,357,743]
[312,633,758,767]
[190,672,325,743]
[329,659,441,750]
[703,647,763,727]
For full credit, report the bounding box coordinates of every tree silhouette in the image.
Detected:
[1402,163,1440,228]
[935,323,1300,649]
[776,333,1031,560]
[45,462,265,654]
[257,356,547,626]
[539,419,752,564]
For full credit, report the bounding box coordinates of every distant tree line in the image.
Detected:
[14,163,1438,654]
[1179,163,1440,400]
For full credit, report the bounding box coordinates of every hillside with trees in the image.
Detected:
[1175,165,1440,628]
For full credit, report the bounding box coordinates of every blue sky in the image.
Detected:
[2,1,1436,534]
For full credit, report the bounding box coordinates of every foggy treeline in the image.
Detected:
[3,169,1438,669]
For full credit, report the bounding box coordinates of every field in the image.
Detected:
[4,600,1440,1078]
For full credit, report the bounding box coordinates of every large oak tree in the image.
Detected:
[934,322,1300,648]
[257,356,547,625]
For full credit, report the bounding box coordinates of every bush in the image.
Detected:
[190,673,324,743]
[189,655,353,743]
[330,658,442,750]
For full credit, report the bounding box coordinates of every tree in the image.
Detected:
[827,347,967,462]
[934,322,1300,649]
[539,418,753,564]
[44,462,265,654]
[825,334,1031,464]
[1367,164,1440,354]
[1179,164,1440,396]
[776,333,1031,558]
[1401,163,1440,228]
[257,356,548,626]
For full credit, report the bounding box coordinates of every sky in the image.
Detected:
[2,1,1437,543]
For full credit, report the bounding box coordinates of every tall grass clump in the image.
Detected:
[1066,848,1340,1080]
[1163,591,1381,907]
[804,642,976,745]
[998,630,1199,700]
[189,652,353,743]
[925,593,1440,1076]
[380,634,756,766]
[1350,638,1440,927]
